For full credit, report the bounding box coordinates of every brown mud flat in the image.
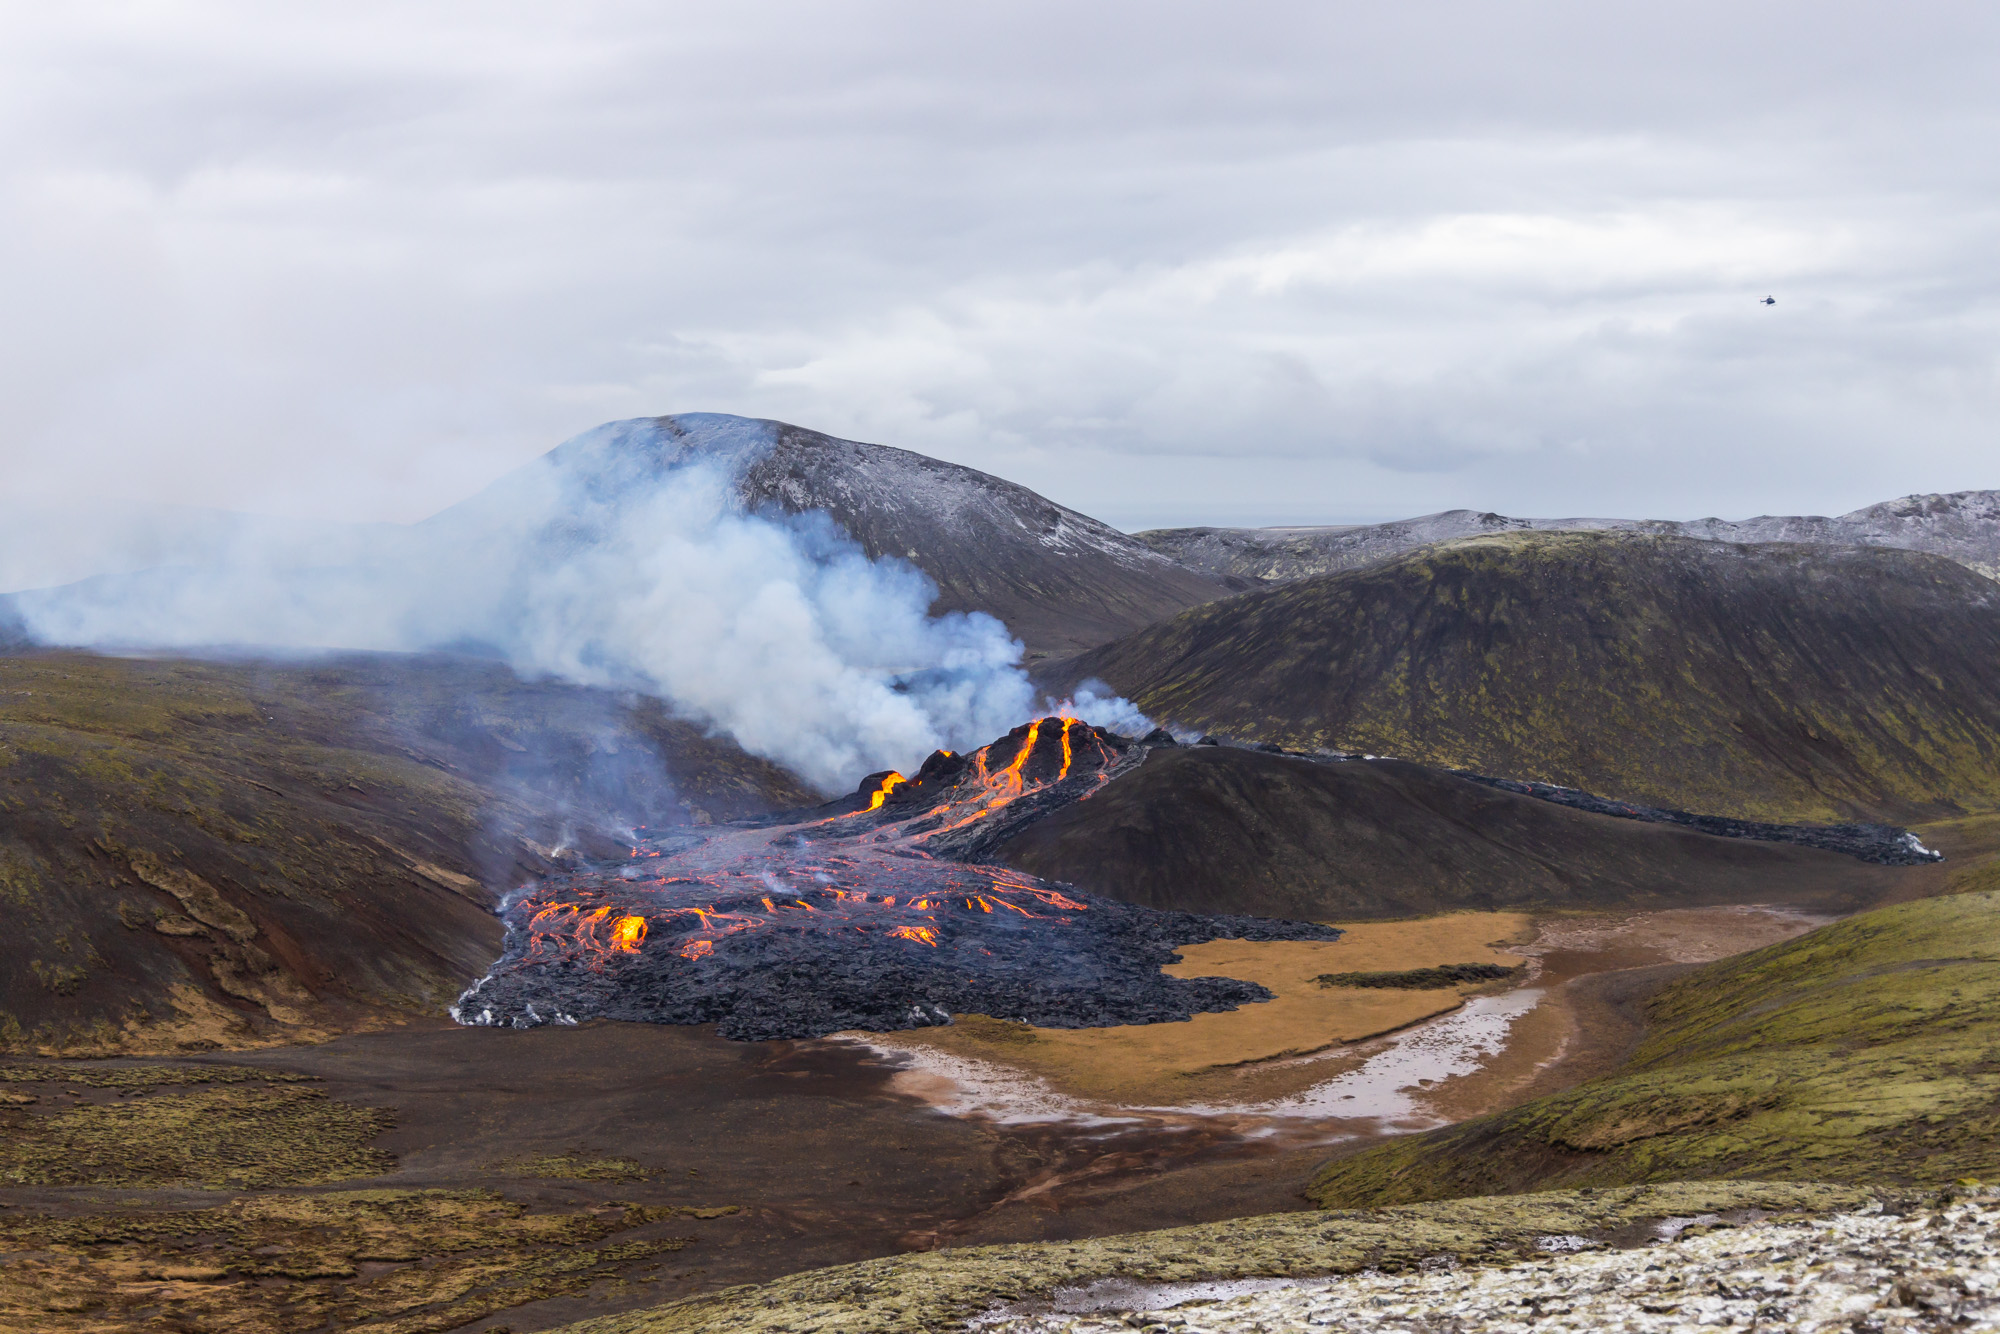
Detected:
[0,888,1941,1333]
[850,903,1832,1227]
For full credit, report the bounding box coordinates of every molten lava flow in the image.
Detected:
[453,721,1358,1041]
[1002,719,1042,787]
[863,772,906,812]
[489,717,1144,983]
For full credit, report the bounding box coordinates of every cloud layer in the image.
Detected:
[3,2,1996,536]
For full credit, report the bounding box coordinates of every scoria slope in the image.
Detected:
[986,743,1914,922]
[0,651,815,1056]
[1051,531,2000,823]
[1143,488,2000,583]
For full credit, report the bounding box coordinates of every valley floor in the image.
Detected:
[2,816,1993,1332]
[0,892,1867,1333]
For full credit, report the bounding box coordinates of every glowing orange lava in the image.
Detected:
[507,719,1130,977]
[863,772,907,811]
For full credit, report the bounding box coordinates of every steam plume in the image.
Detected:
[5,416,1139,791]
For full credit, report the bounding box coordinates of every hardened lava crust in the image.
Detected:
[454,719,1342,1041]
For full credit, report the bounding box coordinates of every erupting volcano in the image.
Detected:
[454,718,1341,1039]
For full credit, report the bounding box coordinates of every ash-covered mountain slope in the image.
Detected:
[1143,489,2000,584]
[0,651,815,1056]
[986,745,1911,922]
[442,413,1241,659]
[1048,531,2000,823]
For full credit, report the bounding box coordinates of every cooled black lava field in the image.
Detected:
[453,719,1342,1039]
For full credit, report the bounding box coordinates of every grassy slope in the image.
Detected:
[0,651,814,1055]
[1054,532,2000,822]
[1307,889,2000,1207]
[991,745,1906,921]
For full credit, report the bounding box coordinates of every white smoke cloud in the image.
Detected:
[7,417,1046,792]
[1050,679,1155,738]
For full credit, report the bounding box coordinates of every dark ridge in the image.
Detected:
[1451,771,1943,865]
[1316,963,1522,990]
[738,419,1246,658]
[987,744,1918,922]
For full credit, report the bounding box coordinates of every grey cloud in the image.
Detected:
[1,0,1996,541]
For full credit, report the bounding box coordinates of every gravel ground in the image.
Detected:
[978,1195,2000,1333]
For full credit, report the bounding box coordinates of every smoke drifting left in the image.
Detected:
[3,417,1138,794]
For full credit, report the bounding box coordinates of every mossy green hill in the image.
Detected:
[1307,889,2000,1208]
[0,651,813,1055]
[1053,531,2000,822]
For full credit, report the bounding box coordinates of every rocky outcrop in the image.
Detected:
[977,1194,2000,1333]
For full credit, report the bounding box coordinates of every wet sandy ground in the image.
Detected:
[0,902,1834,1333]
[842,903,1832,1229]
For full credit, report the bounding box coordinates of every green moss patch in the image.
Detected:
[0,1084,393,1187]
[0,1061,312,1087]
[1059,531,2000,822]
[504,1151,652,1182]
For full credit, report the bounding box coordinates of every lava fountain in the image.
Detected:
[454,719,1341,1040]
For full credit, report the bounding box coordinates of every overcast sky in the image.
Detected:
[4,1,1997,533]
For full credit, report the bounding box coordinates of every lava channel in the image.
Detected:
[453,718,1341,1040]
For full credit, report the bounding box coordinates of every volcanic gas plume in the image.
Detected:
[454,718,1341,1040]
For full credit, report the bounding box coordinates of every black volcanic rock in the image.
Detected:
[987,744,1924,922]
[1450,771,1941,865]
[458,869,1339,1042]
[454,718,1342,1041]
[1048,531,2000,823]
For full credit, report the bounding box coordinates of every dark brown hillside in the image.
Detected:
[1051,531,2000,823]
[989,745,1905,921]
[0,651,814,1055]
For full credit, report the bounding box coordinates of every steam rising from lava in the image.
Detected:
[6,417,1137,789]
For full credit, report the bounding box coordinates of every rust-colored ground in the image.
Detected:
[876,913,1534,1106]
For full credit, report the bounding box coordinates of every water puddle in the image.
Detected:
[1214,986,1547,1124]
